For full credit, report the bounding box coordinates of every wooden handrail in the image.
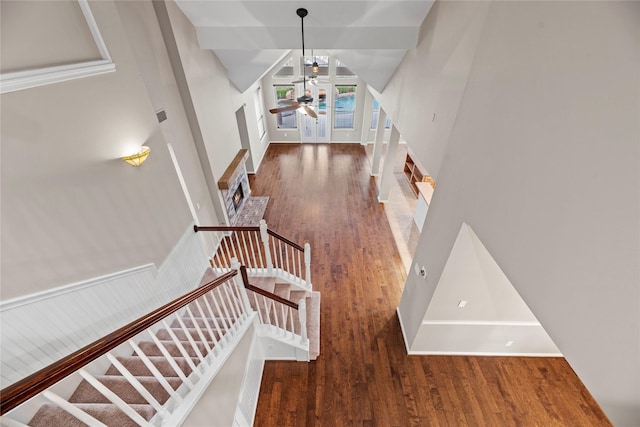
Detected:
[240,266,298,310]
[0,270,238,415]
[193,224,305,252]
[194,225,259,233]
[266,229,304,252]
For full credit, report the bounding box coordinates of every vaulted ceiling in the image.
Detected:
[175,1,435,92]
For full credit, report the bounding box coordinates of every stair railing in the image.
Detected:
[194,219,312,290]
[0,270,253,426]
[236,262,308,349]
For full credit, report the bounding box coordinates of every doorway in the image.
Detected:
[299,83,331,143]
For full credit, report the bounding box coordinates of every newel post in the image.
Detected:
[260,219,274,274]
[298,298,308,345]
[232,258,252,313]
[304,242,311,289]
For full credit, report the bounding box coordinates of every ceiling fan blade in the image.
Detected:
[301,104,318,118]
[269,104,299,114]
[279,99,298,105]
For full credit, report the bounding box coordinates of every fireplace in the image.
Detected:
[218,149,251,225]
[232,185,244,212]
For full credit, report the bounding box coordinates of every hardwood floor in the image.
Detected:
[248,143,610,427]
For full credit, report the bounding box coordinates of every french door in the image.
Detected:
[298,83,331,143]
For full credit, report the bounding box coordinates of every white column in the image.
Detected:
[370,108,387,176]
[360,90,375,145]
[378,125,400,203]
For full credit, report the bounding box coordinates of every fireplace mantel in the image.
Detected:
[218,149,249,190]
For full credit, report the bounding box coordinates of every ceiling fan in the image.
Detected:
[293,49,318,86]
[269,8,318,119]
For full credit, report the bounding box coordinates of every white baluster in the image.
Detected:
[78,369,152,426]
[129,339,185,401]
[304,242,311,289]
[259,219,274,274]
[42,389,108,427]
[150,326,196,384]
[237,277,253,315]
[105,353,169,417]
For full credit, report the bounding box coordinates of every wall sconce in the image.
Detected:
[123,146,151,166]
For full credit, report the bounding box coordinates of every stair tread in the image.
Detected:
[30,403,155,427]
[273,283,291,299]
[137,340,210,358]
[106,355,198,377]
[289,290,308,303]
[247,276,276,292]
[69,375,180,405]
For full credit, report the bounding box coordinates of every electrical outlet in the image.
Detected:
[420,266,427,279]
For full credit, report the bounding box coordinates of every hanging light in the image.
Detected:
[311,49,319,74]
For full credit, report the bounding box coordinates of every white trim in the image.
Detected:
[77,0,111,61]
[0,263,157,311]
[396,307,412,354]
[422,320,541,326]
[406,350,563,357]
[0,0,115,94]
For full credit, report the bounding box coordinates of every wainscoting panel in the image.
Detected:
[0,224,208,388]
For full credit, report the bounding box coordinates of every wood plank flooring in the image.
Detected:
[249,143,610,427]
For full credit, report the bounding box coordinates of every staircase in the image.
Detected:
[1,222,319,426]
[1,270,319,426]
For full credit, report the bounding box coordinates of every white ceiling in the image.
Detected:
[175,1,435,92]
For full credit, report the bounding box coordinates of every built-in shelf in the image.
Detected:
[403,152,436,196]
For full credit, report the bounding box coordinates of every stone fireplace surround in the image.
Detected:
[218,149,251,225]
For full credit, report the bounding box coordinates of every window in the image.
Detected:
[335,60,356,77]
[334,85,357,129]
[371,99,391,129]
[254,87,266,140]
[273,58,294,78]
[274,85,297,129]
[303,55,329,77]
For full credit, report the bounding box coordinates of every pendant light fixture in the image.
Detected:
[312,49,319,75]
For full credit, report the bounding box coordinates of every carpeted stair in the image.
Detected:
[29,284,229,425]
[27,269,320,425]
[29,318,207,426]
[246,276,321,360]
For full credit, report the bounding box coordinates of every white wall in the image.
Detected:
[0,0,192,299]
[372,1,491,179]
[184,324,257,427]
[236,81,271,173]
[408,223,560,356]
[155,1,270,209]
[114,0,219,232]
[161,1,243,182]
[393,1,639,424]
